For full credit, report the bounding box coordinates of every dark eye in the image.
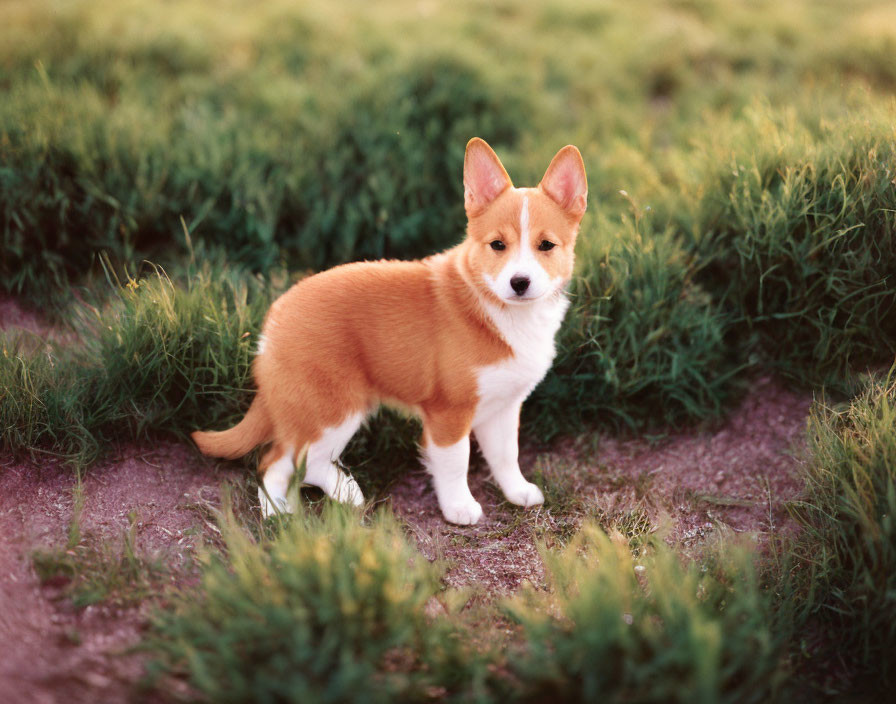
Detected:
[538,240,556,251]
[490,240,506,251]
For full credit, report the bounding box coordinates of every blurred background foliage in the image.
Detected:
[1,0,894,442]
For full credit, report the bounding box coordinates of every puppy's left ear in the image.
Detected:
[539,145,587,221]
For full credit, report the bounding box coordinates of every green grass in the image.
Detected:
[0,256,274,464]
[674,107,896,388]
[786,369,896,684]
[3,0,896,318]
[341,408,423,500]
[1,11,527,299]
[7,105,892,455]
[532,220,735,434]
[149,500,491,704]
[507,525,781,703]
[2,0,894,444]
[0,333,86,457]
[0,258,435,479]
[147,503,785,703]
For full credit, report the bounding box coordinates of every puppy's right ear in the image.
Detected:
[463,138,512,217]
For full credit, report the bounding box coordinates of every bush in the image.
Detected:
[0,258,273,464]
[278,56,528,269]
[530,219,733,435]
[789,369,896,681]
[149,502,487,704]
[677,109,896,387]
[0,53,528,302]
[508,524,782,703]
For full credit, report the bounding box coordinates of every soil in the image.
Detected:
[0,294,53,337]
[0,299,815,703]
[0,293,73,343]
[390,375,811,593]
[0,444,241,704]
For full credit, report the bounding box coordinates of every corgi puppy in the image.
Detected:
[192,138,587,524]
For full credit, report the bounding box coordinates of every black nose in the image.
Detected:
[510,275,530,295]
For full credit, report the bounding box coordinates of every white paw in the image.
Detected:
[441,499,483,525]
[259,487,293,518]
[503,481,545,508]
[330,476,365,507]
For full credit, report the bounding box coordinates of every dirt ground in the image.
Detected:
[392,375,810,593]
[0,298,814,703]
[0,444,242,704]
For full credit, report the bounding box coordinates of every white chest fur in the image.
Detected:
[473,292,570,425]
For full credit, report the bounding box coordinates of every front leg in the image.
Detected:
[422,407,482,525]
[473,402,544,508]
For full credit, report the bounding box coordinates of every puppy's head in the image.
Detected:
[462,138,587,305]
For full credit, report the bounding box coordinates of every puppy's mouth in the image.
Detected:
[504,291,545,304]
[503,280,568,305]
[481,273,560,305]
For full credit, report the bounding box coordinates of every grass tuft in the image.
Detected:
[787,367,896,682]
[507,523,782,703]
[533,220,735,434]
[677,107,896,388]
[149,500,490,703]
[0,258,275,465]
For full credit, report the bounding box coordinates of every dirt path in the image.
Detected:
[0,294,55,338]
[0,444,240,704]
[390,375,811,593]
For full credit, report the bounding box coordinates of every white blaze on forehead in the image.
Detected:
[514,194,536,267]
[519,194,530,247]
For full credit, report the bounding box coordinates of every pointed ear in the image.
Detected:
[463,138,512,216]
[539,145,587,219]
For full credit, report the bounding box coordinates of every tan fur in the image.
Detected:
[192,138,586,487]
[192,396,272,459]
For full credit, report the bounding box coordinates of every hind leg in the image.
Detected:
[304,411,366,506]
[258,443,297,518]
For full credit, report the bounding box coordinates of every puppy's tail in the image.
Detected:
[192,396,272,459]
